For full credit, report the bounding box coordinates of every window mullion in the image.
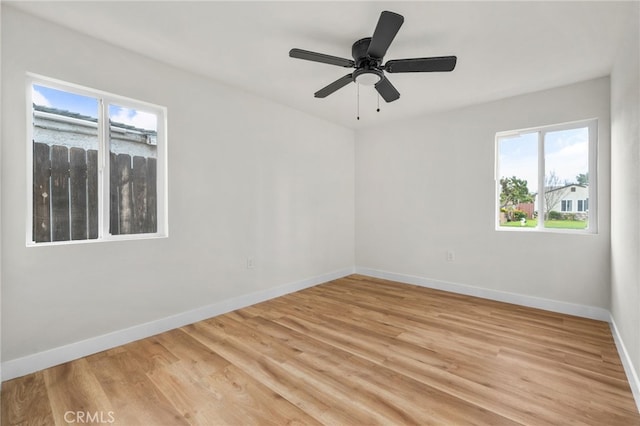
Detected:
[538,131,545,230]
[588,120,598,232]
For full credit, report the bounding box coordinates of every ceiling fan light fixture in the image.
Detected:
[354,72,382,86]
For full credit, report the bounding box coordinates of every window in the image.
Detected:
[561,200,572,212]
[577,199,588,212]
[496,119,597,232]
[28,75,167,244]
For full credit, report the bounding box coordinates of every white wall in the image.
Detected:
[356,78,611,309]
[611,2,640,386]
[1,7,355,363]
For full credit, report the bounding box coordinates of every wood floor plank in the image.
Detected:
[2,274,639,425]
[43,359,115,426]
[1,372,55,426]
[247,315,517,425]
[148,360,319,426]
[86,350,189,425]
[146,361,236,425]
[114,334,180,374]
[205,315,428,425]
[273,304,557,424]
[182,321,367,425]
[153,328,230,377]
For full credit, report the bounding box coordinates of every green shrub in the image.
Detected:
[512,210,527,220]
[548,210,563,220]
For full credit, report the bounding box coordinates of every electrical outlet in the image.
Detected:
[246,257,255,269]
[446,250,455,262]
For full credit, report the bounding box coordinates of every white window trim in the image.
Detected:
[495,118,598,234]
[26,73,168,246]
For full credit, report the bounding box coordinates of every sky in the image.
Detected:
[498,127,589,194]
[33,84,157,131]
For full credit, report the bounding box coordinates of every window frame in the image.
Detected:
[26,73,168,246]
[495,118,598,234]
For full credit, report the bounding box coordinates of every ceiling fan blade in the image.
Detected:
[367,11,404,59]
[289,48,355,68]
[314,74,354,98]
[375,76,400,102]
[385,56,457,73]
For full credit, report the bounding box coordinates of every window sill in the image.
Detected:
[26,233,168,247]
[495,226,597,235]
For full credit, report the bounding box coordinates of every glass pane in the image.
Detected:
[108,104,158,235]
[497,132,538,228]
[32,84,99,242]
[543,127,589,230]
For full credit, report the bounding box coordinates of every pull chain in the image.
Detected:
[356,83,360,120]
[377,93,380,112]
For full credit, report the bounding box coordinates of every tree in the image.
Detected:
[500,177,533,220]
[576,173,589,186]
[543,170,564,220]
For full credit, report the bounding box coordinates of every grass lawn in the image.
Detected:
[500,219,588,229]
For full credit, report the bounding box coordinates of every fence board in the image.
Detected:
[146,157,157,233]
[33,142,51,243]
[70,148,88,240]
[132,156,147,234]
[116,153,133,235]
[109,153,119,235]
[87,150,99,239]
[51,145,70,241]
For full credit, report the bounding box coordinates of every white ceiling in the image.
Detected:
[7,1,634,129]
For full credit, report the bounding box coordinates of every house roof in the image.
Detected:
[34,104,156,136]
[531,184,587,197]
[35,104,97,123]
[544,184,587,193]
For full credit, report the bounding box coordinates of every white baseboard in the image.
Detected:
[610,316,640,413]
[1,267,355,382]
[355,267,611,321]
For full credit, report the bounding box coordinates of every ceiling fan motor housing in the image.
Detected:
[352,37,382,65]
[352,38,383,85]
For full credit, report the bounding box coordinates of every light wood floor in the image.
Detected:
[3,275,639,425]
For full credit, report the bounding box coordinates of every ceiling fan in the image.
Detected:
[289,11,457,103]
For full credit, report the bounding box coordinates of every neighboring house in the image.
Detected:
[33,104,157,157]
[534,184,589,219]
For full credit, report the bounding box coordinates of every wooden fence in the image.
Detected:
[516,202,535,219]
[33,142,157,242]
